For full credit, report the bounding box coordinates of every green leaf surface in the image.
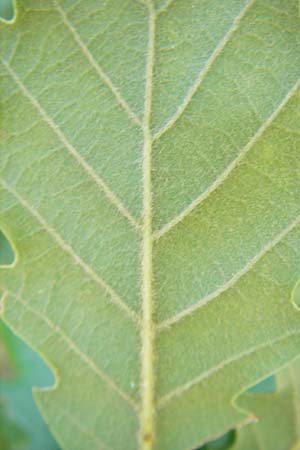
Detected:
[233,359,300,450]
[0,321,60,450]
[0,1,300,449]
[198,377,276,450]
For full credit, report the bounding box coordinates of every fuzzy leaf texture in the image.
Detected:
[0,1,300,449]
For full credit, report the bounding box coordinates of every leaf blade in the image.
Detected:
[0,1,300,449]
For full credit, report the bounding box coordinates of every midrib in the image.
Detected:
[140,2,156,449]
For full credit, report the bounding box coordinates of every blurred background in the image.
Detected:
[0,0,13,21]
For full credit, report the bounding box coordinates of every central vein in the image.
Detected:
[140,1,156,449]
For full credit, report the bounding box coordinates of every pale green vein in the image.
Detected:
[154,80,300,240]
[0,177,140,324]
[140,1,156,449]
[0,58,140,231]
[3,290,138,411]
[158,213,300,330]
[59,408,111,450]
[156,0,176,16]
[157,329,300,408]
[153,0,256,140]
[54,0,142,128]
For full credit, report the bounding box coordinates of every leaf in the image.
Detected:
[233,359,300,450]
[198,377,276,450]
[0,1,300,449]
[0,320,60,450]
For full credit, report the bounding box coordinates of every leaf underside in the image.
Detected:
[0,1,300,449]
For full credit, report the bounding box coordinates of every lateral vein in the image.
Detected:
[0,58,140,231]
[154,80,300,240]
[0,178,140,324]
[54,0,142,128]
[59,408,111,450]
[3,290,138,411]
[157,329,300,408]
[153,0,256,141]
[156,0,176,16]
[158,213,300,330]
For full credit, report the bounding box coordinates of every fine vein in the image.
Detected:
[154,80,300,240]
[158,213,300,330]
[4,290,138,411]
[0,178,140,324]
[54,0,142,128]
[1,59,140,231]
[60,408,111,450]
[140,2,155,449]
[157,329,300,408]
[153,0,256,141]
[156,0,176,16]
